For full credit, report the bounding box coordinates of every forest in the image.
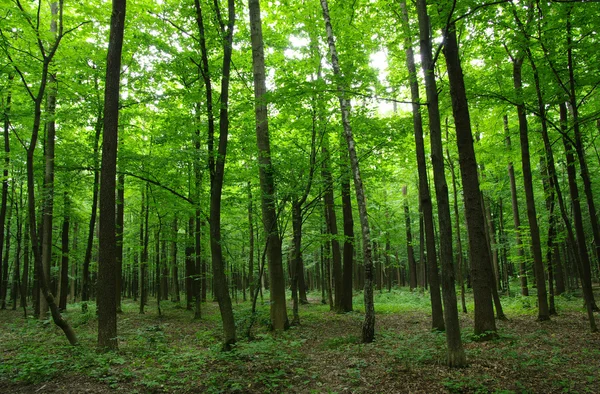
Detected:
[1,0,600,392]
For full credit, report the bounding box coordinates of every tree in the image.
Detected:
[398,0,444,331]
[97,0,126,350]
[248,0,289,331]
[320,0,375,343]
[4,0,78,345]
[442,19,497,339]
[194,0,237,349]
[415,0,466,365]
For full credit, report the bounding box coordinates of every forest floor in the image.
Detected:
[1,288,600,393]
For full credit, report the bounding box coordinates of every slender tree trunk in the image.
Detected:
[82,113,102,302]
[210,0,237,347]
[512,57,550,321]
[0,75,12,310]
[22,211,29,311]
[97,0,125,350]
[185,217,194,310]
[442,21,496,338]
[171,216,179,302]
[560,103,598,328]
[2,212,10,309]
[340,150,354,312]
[247,183,254,302]
[415,0,466,365]
[321,0,374,343]
[17,0,77,345]
[321,136,343,311]
[566,16,600,277]
[403,188,417,291]
[540,157,557,315]
[248,0,289,331]
[448,144,467,313]
[40,1,59,317]
[11,186,21,311]
[58,192,69,311]
[139,184,149,315]
[504,116,529,296]
[291,202,302,325]
[116,172,124,313]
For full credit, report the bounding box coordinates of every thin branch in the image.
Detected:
[452,0,512,24]
[324,89,426,106]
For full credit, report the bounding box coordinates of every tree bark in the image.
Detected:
[321,0,374,343]
[40,1,59,317]
[403,189,418,291]
[416,0,466,365]
[512,57,550,321]
[197,0,237,348]
[321,135,343,312]
[116,172,125,313]
[16,0,78,345]
[442,21,496,339]
[565,15,600,278]
[171,216,179,302]
[248,0,289,331]
[504,116,528,296]
[340,148,354,312]
[139,184,149,315]
[247,182,255,302]
[97,0,126,350]
[82,112,102,302]
[560,103,598,329]
[0,75,12,310]
[58,192,69,311]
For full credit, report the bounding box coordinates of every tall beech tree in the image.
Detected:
[415,0,466,366]
[248,0,289,331]
[40,0,59,319]
[97,0,126,350]
[320,0,375,343]
[442,19,497,338]
[194,0,237,349]
[6,0,77,345]
[511,54,550,321]
[398,0,444,331]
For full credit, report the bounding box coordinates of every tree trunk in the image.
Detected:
[566,15,600,278]
[196,0,237,348]
[22,212,30,311]
[11,186,22,311]
[442,22,496,339]
[18,0,77,345]
[0,75,12,311]
[415,0,466,365]
[340,150,354,312]
[504,116,529,296]
[171,216,179,302]
[321,0,374,343]
[97,0,125,349]
[116,172,125,313]
[403,189,418,291]
[58,192,69,311]
[448,151,467,314]
[185,217,194,310]
[40,2,59,317]
[560,103,598,328]
[247,182,255,302]
[248,0,289,331]
[321,137,343,312]
[82,112,102,302]
[512,57,550,321]
[139,184,149,315]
